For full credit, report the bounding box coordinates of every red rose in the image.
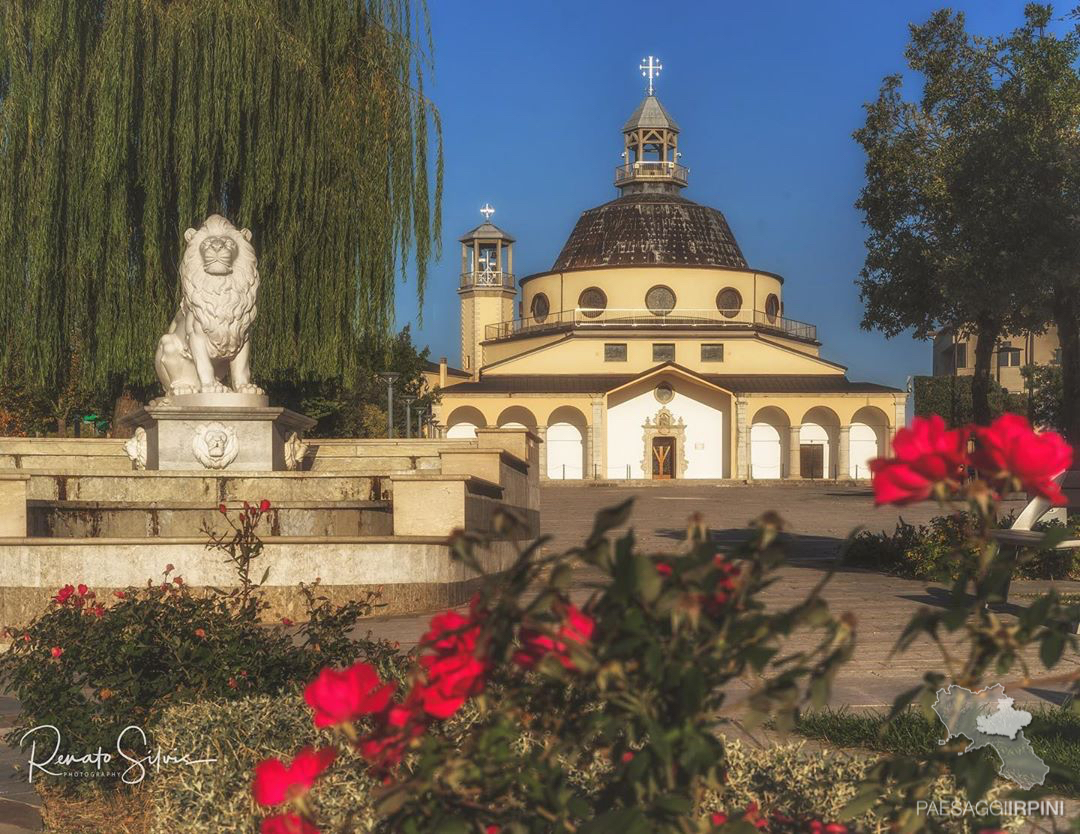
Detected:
[514,603,595,671]
[414,610,489,718]
[260,499,272,512]
[971,414,1073,504]
[711,812,729,826]
[869,415,969,505]
[260,813,320,834]
[304,662,395,728]
[252,747,336,806]
[218,503,228,514]
[164,563,175,573]
[194,628,206,638]
[91,605,105,618]
[77,584,89,596]
[621,751,634,763]
[52,585,76,605]
[486,827,500,834]
[50,646,63,659]
[281,617,294,627]
[113,590,127,599]
[655,562,672,576]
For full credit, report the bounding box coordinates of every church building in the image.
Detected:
[432,61,906,481]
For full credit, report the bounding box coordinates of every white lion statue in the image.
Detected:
[155,214,263,399]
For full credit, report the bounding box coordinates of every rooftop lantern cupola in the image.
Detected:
[616,56,687,195]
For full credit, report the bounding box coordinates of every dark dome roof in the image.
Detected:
[552,193,748,271]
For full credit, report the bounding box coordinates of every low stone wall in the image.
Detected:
[0,536,518,627]
[0,429,543,627]
[28,500,394,538]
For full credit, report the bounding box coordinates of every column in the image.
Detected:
[788,425,802,479]
[536,425,547,481]
[838,425,851,480]
[735,397,749,480]
[591,397,604,480]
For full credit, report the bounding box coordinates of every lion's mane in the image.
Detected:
[179,214,259,359]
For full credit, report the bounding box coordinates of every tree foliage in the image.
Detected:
[0,0,442,402]
[855,6,1079,424]
[912,375,1022,427]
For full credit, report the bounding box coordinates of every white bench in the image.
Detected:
[991,470,1080,633]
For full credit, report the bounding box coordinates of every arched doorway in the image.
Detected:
[850,406,890,479]
[750,406,790,480]
[546,405,588,480]
[799,406,840,479]
[446,406,487,440]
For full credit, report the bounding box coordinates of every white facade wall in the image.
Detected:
[547,423,584,479]
[606,386,724,479]
[849,423,878,479]
[750,423,782,479]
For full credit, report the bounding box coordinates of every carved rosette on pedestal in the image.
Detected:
[120,214,315,471]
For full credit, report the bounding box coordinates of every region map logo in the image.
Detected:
[931,683,1049,790]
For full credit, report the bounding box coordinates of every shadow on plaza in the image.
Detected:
[655,527,851,565]
[897,587,1028,618]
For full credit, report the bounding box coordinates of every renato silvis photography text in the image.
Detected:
[0,2,1078,833]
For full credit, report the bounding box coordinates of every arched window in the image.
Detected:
[716,287,742,319]
[530,293,550,323]
[645,285,676,316]
[578,287,607,318]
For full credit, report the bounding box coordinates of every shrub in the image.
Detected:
[843,513,1080,581]
[0,502,401,791]
[148,691,1002,834]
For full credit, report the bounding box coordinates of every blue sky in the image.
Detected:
[394,0,1048,389]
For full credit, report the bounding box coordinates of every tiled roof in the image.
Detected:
[440,373,901,395]
[622,95,680,132]
[552,193,748,271]
[422,359,470,379]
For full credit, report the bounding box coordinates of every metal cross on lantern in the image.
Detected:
[480,203,495,221]
[640,55,662,96]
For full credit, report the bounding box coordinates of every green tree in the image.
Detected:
[0,0,442,424]
[855,9,1048,424]
[991,6,1080,443]
[267,325,437,438]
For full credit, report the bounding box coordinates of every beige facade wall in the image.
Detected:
[519,266,785,321]
[481,331,837,377]
[932,326,1060,393]
[460,287,515,375]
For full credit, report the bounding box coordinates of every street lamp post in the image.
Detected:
[378,372,400,438]
[416,407,427,438]
[401,396,416,439]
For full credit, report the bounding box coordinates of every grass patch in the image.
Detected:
[794,706,1080,797]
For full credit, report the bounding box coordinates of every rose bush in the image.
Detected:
[0,501,401,789]
[250,415,1080,833]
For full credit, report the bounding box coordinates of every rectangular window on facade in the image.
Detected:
[604,343,627,362]
[953,343,966,369]
[653,343,675,362]
[701,343,724,362]
[998,344,1021,367]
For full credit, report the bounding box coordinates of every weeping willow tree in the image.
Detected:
[0,0,441,416]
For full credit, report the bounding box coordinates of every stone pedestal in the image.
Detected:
[121,394,315,472]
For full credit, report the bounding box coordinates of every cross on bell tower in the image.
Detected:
[457,205,516,378]
[616,56,687,194]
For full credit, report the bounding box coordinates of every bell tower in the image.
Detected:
[615,56,687,196]
[458,204,516,378]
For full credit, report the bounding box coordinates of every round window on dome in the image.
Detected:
[530,292,550,324]
[716,287,742,319]
[578,287,607,319]
[654,382,674,404]
[765,293,780,323]
[646,285,676,316]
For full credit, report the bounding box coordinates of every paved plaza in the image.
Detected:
[1,483,1077,830]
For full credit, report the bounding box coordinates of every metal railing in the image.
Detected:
[460,270,514,290]
[485,307,817,342]
[614,161,689,186]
